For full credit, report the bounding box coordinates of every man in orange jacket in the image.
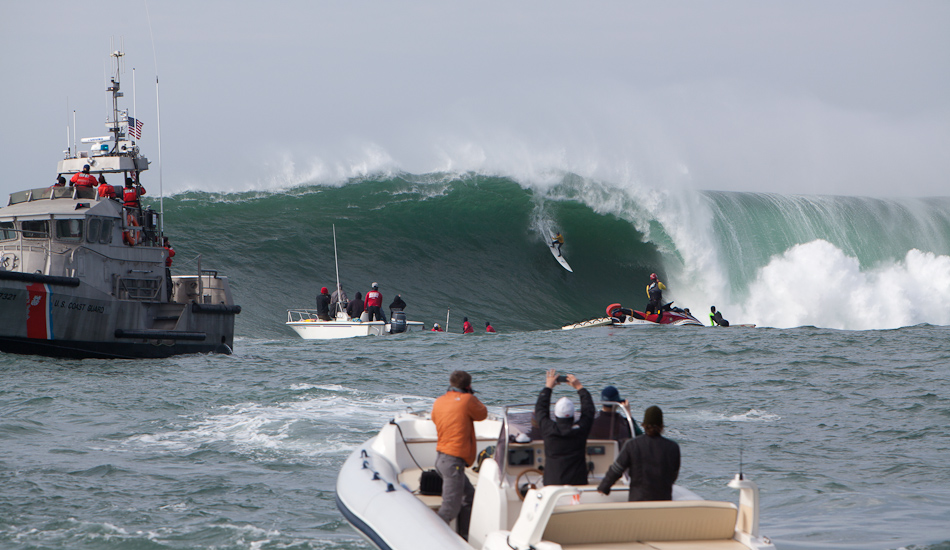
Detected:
[70,165,97,187]
[431,370,487,540]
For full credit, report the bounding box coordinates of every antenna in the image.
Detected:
[155,75,163,235]
[332,224,342,297]
[65,98,70,158]
[739,424,744,480]
[145,0,164,235]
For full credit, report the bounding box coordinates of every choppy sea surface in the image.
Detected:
[3,324,949,550]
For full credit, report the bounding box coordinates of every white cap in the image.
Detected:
[554,397,575,418]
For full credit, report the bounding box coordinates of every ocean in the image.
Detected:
[2,172,950,549]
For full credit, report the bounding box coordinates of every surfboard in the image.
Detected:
[561,317,613,330]
[548,235,573,272]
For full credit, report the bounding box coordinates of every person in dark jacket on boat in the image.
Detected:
[389,294,407,316]
[346,291,363,320]
[597,405,680,501]
[710,306,730,327]
[315,287,331,321]
[589,385,642,443]
[534,369,595,486]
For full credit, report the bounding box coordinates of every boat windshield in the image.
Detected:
[496,401,636,475]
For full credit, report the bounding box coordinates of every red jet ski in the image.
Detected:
[606,303,703,327]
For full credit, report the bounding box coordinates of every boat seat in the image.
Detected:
[541,500,742,548]
[397,467,479,510]
[555,541,747,550]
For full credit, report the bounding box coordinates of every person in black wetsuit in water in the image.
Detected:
[710,306,730,327]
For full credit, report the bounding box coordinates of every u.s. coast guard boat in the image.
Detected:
[337,402,777,550]
[0,51,240,358]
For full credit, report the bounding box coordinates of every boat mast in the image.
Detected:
[332,225,342,314]
[107,48,125,154]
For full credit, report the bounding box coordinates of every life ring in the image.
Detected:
[123,213,141,246]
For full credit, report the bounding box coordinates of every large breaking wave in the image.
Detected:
[153,172,950,336]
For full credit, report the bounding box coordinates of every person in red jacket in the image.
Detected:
[485,321,496,333]
[431,323,444,332]
[163,237,176,301]
[363,282,386,323]
[70,165,97,187]
[123,178,146,210]
[97,176,116,199]
[431,370,487,540]
[462,317,474,334]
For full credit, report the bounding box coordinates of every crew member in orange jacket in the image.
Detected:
[431,370,488,540]
[97,176,116,199]
[462,317,474,334]
[123,178,146,210]
[485,321,496,333]
[363,282,386,323]
[70,165,97,187]
[163,237,175,301]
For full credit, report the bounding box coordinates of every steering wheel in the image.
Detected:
[515,468,544,501]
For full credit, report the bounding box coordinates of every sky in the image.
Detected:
[1,1,948,198]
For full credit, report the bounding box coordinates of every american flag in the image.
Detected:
[128,116,143,140]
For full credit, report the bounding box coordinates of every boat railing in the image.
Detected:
[287,309,322,323]
[8,186,98,206]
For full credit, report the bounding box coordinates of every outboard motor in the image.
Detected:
[390,311,408,333]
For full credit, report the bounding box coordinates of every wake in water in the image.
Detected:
[155,171,950,333]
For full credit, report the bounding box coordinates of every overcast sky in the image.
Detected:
[1,1,948,198]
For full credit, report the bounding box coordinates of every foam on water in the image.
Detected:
[121,384,432,460]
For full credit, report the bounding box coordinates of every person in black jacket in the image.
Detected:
[589,385,643,444]
[315,286,331,321]
[389,294,407,316]
[534,369,595,486]
[347,291,364,320]
[597,405,680,501]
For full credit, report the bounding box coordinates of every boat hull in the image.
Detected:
[286,310,425,339]
[336,440,474,550]
[0,277,238,359]
[287,320,387,339]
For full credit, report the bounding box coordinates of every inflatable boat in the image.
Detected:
[336,402,777,549]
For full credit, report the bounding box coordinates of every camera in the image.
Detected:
[556,375,568,383]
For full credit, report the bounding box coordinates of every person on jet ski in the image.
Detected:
[645,273,666,322]
[710,306,730,327]
[607,304,635,323]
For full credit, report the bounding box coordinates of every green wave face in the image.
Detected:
[155,174,950,334]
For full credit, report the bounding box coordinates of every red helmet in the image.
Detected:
[650,273,658,281]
